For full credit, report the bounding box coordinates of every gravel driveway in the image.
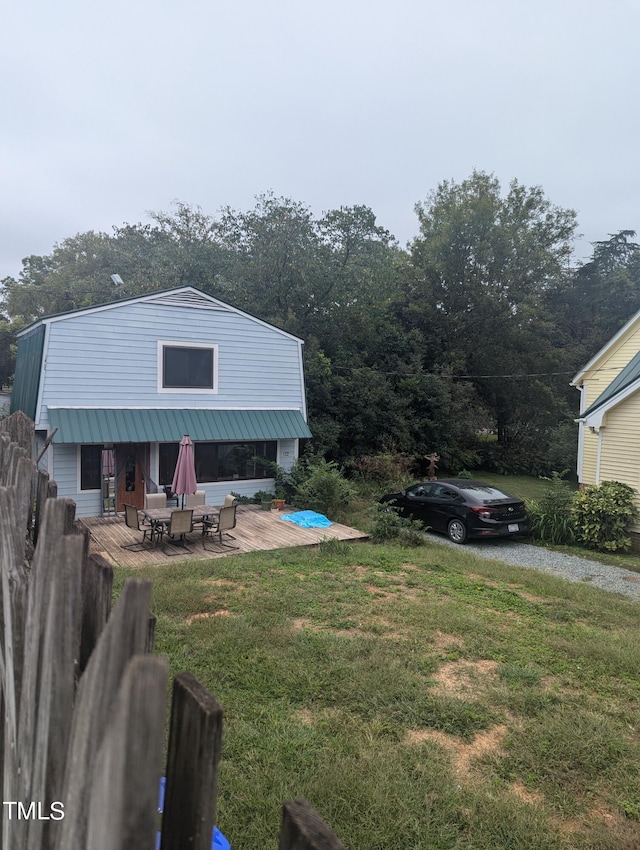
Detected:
[424,532,640,601]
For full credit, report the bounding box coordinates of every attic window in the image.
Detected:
[158,342,218,393]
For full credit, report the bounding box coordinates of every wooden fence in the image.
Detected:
[0,411,346,850]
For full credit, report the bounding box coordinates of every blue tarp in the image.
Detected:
[281,510,333,528]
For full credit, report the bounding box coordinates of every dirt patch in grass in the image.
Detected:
[291,617,315,631]
[292,707,314,726]
[467,573,547,603]
[185,610,232,624]
[365,585,396,599]
[405,724,507,780]
[432,659,499,699]
[202,578,247,589]
[557,805,640,846]
[510,781,544,805]
[365,583,420,601]
[431,631,466,652]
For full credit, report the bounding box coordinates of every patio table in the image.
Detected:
[141,505,220,540]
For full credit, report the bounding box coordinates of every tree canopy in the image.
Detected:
[3,175,639,476]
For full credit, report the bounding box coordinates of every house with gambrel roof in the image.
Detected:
[11,286,311,517]
[572,306,640,535]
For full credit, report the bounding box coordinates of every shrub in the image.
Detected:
[574,480,639,552]
[370,502,426,547]
[230,491,253,504]
[252,489,274,505]
[293,459,356,520]
[347,453,415,487]
[527,473,577,545]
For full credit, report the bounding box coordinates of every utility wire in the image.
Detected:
[326,364,622,380]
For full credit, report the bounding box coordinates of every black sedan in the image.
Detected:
[380,479,529,544]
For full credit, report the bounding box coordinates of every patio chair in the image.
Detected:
[145,492,167,509]
[202,504,238,551]
[121,503,155,550]
[158,509,194,555]
[185,490,206,507]
[185,490,207,531]
[223,493,237,507]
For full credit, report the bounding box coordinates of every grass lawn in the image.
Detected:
[116,534,640,850]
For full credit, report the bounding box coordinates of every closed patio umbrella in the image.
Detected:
[171,435,197,507]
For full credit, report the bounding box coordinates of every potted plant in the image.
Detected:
[254,490,274,511]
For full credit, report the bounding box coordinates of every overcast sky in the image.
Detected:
[1,0,639,281]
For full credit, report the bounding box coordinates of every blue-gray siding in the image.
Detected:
[36,300,305,427]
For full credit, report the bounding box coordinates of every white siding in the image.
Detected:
[278,439,298,472]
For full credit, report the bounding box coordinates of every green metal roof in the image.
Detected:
[579,350,640,419]
[48,408,312,444]
[10,324,45,419]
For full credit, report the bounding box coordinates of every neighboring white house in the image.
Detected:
[11,286,311,517]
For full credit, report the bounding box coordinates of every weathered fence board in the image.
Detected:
[78,554,114,676]
[23,532,83,850]
[279,799,347,850]
[161,672,223,850]
[33,468,57,546]
[55,578,152,850]
[86,655,168,850]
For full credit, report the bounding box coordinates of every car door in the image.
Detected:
[401,483,437,525]
[425,484,462,532]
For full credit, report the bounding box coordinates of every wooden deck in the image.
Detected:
[80,505,369,568]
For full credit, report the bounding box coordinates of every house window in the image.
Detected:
[158,341,218,392]
[159,442,179,486]
[158,441,277,485]
[80,445,102,490]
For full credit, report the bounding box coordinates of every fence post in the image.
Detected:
[278,799,347,850]
[85,655,169,850]
[55,579,152,850]
[160,672,223,850]
[78,554,113,677]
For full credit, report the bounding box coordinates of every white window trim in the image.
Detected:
[157,340,219,394]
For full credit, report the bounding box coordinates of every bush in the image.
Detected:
[230,491,253,504]
[293,459,356,520]
[574,480,639,552]
[348,452,415,487]
[252,490,274,505]
[527,473,577,545]
[369,502,426,547]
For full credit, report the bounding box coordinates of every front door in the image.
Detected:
[115,443,150,512]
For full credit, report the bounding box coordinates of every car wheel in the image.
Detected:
[447,519,467,544]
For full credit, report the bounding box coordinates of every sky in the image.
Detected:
[1,0,639,281]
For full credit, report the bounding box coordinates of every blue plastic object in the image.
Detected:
[280,510,333,528]
[156,777,230,850]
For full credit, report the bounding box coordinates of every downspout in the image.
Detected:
[576,385,586,485]
[595,427,604,485]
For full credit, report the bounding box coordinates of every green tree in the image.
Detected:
[407,171,578,469]
[548,230,640,366]
[0,203,231,325]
